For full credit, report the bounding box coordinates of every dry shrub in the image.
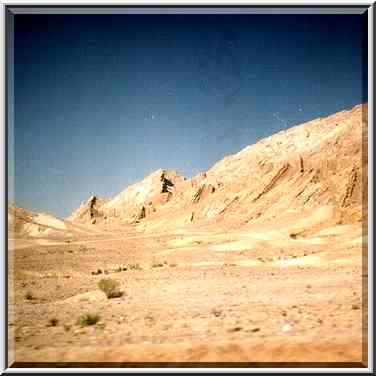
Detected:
[25,291,33,300]
[77,313,100,326]
[98,277,123,298]
[48,318,59,327]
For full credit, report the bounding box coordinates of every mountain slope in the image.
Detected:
[8,203,105,239]
[69,103,367,235]
[68,169,189,224]
[8,204,69,238]
[67,195,108,224]
[178,103,366,231]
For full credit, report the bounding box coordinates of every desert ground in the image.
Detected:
[8,104,368,366]
[8,216,367,365]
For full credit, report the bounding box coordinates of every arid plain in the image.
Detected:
[8,104,368,364]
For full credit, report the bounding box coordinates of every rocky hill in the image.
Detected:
[8,203,68,238]
[68,169,189,224]
[8,202,107,239]
[68,103,366,236]
[156,102,367,232]
[67,195,108,224]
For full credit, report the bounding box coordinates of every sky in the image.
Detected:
[11,12,367,218]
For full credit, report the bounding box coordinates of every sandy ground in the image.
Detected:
[8,222,367,366]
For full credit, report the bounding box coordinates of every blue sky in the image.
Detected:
[11,13,367,218]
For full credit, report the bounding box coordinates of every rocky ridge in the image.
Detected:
[11,103,367,237]
[69,103,366,235]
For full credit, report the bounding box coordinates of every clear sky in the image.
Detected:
[11,12,367,218]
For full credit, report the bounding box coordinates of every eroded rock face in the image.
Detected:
[68,103,367,232]
[138,103,367,232]
[192,184,216,203]
[69,169,188,223]
[68,195,107,223]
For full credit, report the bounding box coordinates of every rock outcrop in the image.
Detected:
[69,169,188,224]
[68,103,367,234]
[68,195,107,224]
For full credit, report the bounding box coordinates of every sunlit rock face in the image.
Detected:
[67,104,366,233]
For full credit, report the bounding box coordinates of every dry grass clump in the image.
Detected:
[77,313,100,326]
[152,263,164,268]
[98,277,123,298]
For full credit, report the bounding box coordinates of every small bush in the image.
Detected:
[77,313,100,326]
[98,277,123,298]
[152,263,164,268]
[48,318,59,327]
[25,291,33,300]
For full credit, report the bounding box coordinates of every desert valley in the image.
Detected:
[8,103,368,364]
